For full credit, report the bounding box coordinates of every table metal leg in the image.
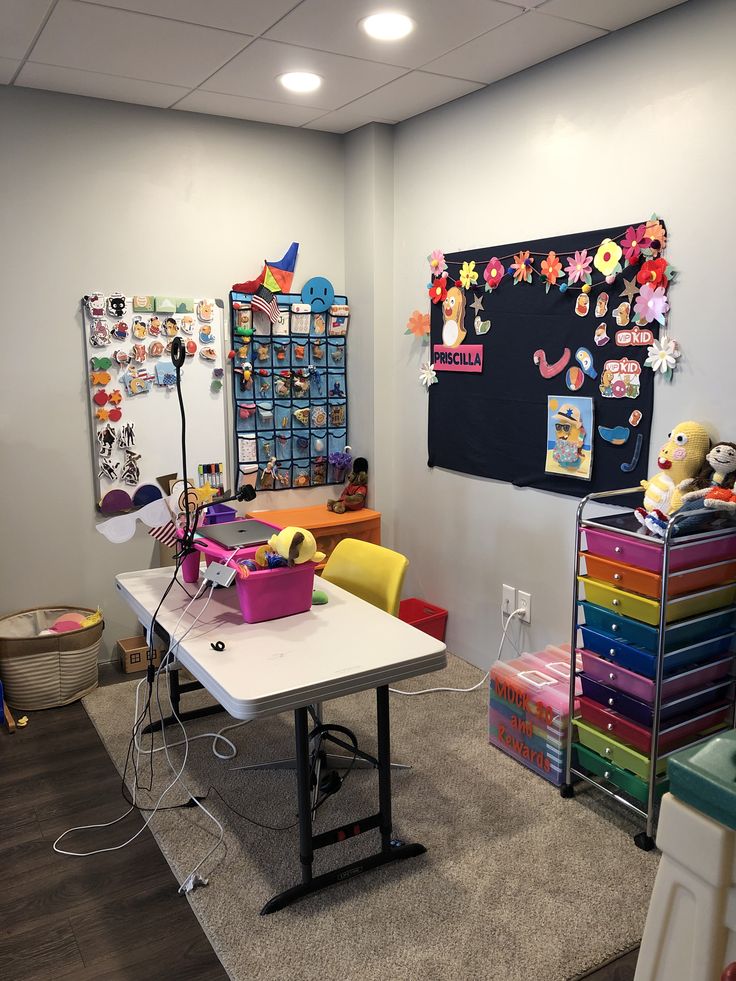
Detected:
[260,686,426,915]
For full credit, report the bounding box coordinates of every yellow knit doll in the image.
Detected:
[634,421,711,536]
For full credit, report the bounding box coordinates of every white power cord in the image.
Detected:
[389,607,526,696]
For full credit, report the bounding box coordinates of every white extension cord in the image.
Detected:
[389,606,526,695]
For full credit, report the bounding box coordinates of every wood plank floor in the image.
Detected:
[0,664,639,980]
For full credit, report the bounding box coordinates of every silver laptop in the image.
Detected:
[195,519,274,549]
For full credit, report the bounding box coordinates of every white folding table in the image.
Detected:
[115,568,447,913]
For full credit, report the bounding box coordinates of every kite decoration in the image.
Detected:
[232,242,300,295]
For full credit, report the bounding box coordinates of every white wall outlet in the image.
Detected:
[518,590,532,623]
[502,584,516,616]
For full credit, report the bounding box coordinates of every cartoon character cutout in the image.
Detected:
[84,293,105,318]
[546,397,593,480]
[552,404,586,470]
[107,293,126,318]
[441,286,466,348]
[197,299,214,323]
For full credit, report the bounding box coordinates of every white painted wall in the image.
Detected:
[0,87,345,657]
[390,0,736,668]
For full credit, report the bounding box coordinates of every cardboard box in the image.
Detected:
[118,636,162,674]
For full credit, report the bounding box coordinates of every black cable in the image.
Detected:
[203,786,299,832]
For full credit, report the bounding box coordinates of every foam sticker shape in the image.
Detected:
[595,293,609,318]
[575,347,597,379]
[575,294,589,317]
[132,319,147,340]
[616,327,654,346]
[211,379,223,393]
[113,349,129,366]
[107,293,126,318]
[98,459,120,482]
[96,496,172,543]
[111,321,128,341]
[90,370,111,386]
[598,425,630,445]
[148,340,164,357]
[301,276,335,313]
[186,340,197,357]
[96,424,117,456]
[197,299,214,322]
[199,325,214,343]
[131,344,147,363]
[565,366,585,391]
[155,362,176,388]
[90,356,113,372]
[594,324,609,347]
[132,296,154,312]
[180,315,195,335]
[108,407,122,422]
[200,346,217,361]
[474,316,491,335]
[90,319,111,346]
[119,449,142,486]
[155,297,176,313]
[117,421,135,447]
[629,409,642,427]
[621,433,643,472]
[612,303,630,327]
[533,347,570,379]
[95,407,109,421]
[163,317,179,336]
[93,389,109,406]
[109,389,122,405]
[84,293,105,317]
[599,358,641,399]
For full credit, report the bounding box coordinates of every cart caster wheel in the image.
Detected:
[560,784,575,799]
[634,832,655,851]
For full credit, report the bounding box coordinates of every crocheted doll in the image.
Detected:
[634,421,710,537]
[672,441,736,535]
[327,458,368,514]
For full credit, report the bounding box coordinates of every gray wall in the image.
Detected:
[389,0,736,667]
[0,87,346,657]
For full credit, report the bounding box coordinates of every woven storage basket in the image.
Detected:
[0,607,103,710]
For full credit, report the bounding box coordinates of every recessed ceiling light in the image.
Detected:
[361,11,415,41]
[279,71,322,94]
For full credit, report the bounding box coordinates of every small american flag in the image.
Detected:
[148,522,179,548]
[251,285,280,324]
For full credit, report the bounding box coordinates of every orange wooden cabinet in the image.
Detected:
[245,504,381,570]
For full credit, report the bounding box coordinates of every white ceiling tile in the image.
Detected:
[303,106,395,133]
[30,0,251,88]
[329,72,483,124]
[204,39,405,111]
[0,58,21,84]
[0,0,53,60]
[15,62,190,107]
[423,10,605,83]
[538,0,687,32]
[80,0,302,36]
[175,89,321,126]
[264,0,520,69]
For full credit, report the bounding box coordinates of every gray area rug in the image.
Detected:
[83,655,658,981]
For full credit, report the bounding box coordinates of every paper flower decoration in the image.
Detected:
[564,250,593,286]
[428,249,447,278]
[483,257,504,291]
[635,283,670,325]
[511,250,533,284]
[541,250,563,291]
[405,310,430,338]
[620,224,651,264]
[637,257,668,288]
[419,361,438,388]
[428,276,448,305]
[644,217,667,251]
[593,238,623,276]
[644,335,680,380]
[458,260,478,289]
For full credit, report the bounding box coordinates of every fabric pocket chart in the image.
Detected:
[229,290,349,491]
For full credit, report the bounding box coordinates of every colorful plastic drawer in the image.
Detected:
[580,673,733,726]
[525,649,582,696]
[488,706,565,765]
[578,697,734,756]
[582,553,736,601]
[573,719,667,780]
[580,601,736,654]
[583,526,736,574]
[489,717,563,786]
[579,625,735,679]
[580,577,736,626]
[573,743,668,805]
[580,649,734,704]
[489,694,566,752]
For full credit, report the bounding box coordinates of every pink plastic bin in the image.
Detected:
[234,561,316,624]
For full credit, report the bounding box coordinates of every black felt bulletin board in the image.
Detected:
[427,223,661,499]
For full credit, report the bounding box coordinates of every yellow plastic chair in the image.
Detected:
[320,538,409,617]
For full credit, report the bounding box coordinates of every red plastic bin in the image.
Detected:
[399,598,448,641]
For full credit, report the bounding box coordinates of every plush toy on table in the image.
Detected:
[327,457,368,514]
[634,421,711,537]
[262,526,325,567]
[671,441,736,535]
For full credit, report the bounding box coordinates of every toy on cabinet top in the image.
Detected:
[672,441,736,535]
[327,457,368,514]
[634,421,710,536]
